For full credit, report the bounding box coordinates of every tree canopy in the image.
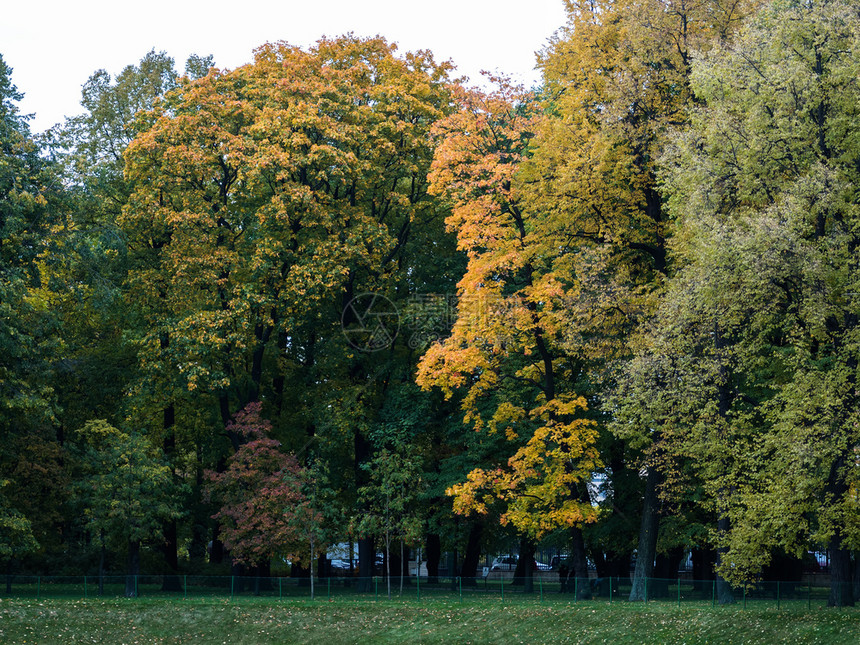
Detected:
[3,0,860,608]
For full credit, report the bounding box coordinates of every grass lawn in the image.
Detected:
[1,596,859,644]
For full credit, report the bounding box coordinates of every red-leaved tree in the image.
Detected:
[206,403,322,569]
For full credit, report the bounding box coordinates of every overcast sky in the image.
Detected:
[2,0,567,134]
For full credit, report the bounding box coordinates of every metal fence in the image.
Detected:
[0,574,847,608]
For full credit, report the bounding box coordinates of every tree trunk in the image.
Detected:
[629,465,661,601]
[570,526,591,599]
[385,533,391,600]
[358,537,374,592]
[98,543,106,596]
[254,560,273,592]
[652,547,683,598]
[459,521,483,586]
[310,538,316,601]
[189,455,208,568]
[592,549,607,578]
[691,547,714,594]
[231,561,245,593]
[605,551,630,579]
[399,540,405,596]
[715,516,735,605]
[829,542,855,607]
[161,519,182,592]
[825,454,855,607]
[209,522,225,565]
[592,550,627,597]
[161,401,182,592]
[125,539,140,597]
[317,552,330,579]
[426,533,441,583]
[853,551,860,604]
[512,538,535,593]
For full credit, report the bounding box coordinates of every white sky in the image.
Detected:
[2,0,567,134]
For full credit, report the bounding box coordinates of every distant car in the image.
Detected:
[329,558,354,573]
[550,555,568,571]
[491,555,550,572]
[491,555,518,571]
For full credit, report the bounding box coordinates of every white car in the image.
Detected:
[491,555,550,571]
[491,555,518,571]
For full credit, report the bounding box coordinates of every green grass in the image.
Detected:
[1,596,859,644]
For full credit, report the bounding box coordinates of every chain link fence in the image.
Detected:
[0,574,845,608]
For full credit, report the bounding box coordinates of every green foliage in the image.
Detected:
[353,446,424,548]
[0,53,61,427]
[0,480,38,559]
[74,420,186,548]
[8,0,860,593]
[615,0,860,587]
[0,55,70,566]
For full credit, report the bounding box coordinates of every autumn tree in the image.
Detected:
[120,35,456,580]
[522,0,763,600]
[121,35,453,416]
[0,54,73,572]
[206,403,323,590]
[416,79,601,594]
[44,51,216,582]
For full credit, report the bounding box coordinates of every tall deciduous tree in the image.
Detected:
[121,36,453,417]
[524,0,762,600]
[49,49,214,584]
[628,0,860,606]
[416,80,601,594]
[353,445,423,599]
[0,55,71,571]
[0,54,60,438]
[120,36,455,580]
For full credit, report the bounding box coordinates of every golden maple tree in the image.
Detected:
[416,79,600,540]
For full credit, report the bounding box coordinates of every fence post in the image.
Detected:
[776,581,780,611]
[36,576,40,601]
[574,576,577,603]
[807,581,811,610]
[609,577,613,604]
[459,576,462,603]
[743,584,746,610]
[501,575,504,601]
[84,575,87,600]
[279,577,282,600]
[712,579,716,607]
[539,574,543,603]
[135,575,139,598]
[375,576,378,602]
[416,572,420,602]
[183,575,187,600]
[231,575,235,602]
[327,577,331,601]
[644,577,648,603]
[677,578,681,608]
